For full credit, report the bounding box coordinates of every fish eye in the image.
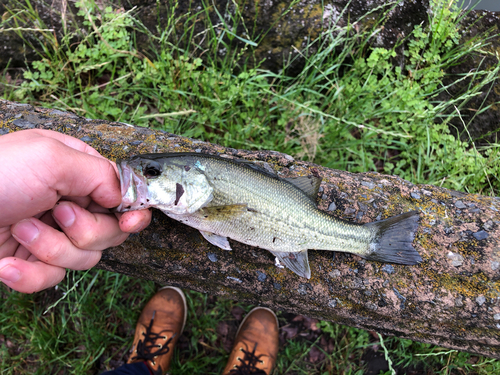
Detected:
[143,161,162,179]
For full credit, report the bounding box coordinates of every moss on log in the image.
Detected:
[1,99,499,358]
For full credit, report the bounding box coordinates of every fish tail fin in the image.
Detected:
[363,211,422,265]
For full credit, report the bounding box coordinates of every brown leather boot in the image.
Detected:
[127,286,187,375]
[222,307,279,375]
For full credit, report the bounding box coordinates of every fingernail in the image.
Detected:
[12,219,40,244]
[52,203,76,228]
[0,265,21,283]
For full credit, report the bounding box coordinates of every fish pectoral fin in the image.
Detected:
[270,250,311,279]
[200,231,232,251]
[195,204,250,220]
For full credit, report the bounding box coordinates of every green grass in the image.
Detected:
[1,0,500,373]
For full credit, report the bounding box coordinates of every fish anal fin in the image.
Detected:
[270,250,311,279]
[200,230,232,251]
[284,176,322,201]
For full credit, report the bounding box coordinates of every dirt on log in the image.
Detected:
[1,99,500,359]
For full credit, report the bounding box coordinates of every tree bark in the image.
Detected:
[1,99,499,359]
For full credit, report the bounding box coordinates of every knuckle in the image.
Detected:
[71,232,98,250]
[75,251,101,270]
[65,211,104,250]
[69,213,124,251]
[40,241,66,264]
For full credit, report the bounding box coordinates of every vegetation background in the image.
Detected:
[1,0,500,373]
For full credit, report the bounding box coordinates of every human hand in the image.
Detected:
[0,129,152,293]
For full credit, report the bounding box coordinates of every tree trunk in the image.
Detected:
[1,99,499,359]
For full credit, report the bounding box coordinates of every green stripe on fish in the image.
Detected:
[116,153,422,279]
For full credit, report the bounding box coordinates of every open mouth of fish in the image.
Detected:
[115,160,149,212]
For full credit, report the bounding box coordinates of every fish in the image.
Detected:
[115,152,422,279]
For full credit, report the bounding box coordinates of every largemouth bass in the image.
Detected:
[116,153,421,278]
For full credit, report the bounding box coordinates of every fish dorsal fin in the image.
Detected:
[235,159,278,176]
[284,176,322,200]
[270,250,311,279]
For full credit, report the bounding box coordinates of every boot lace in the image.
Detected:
[229,343,267,375]
[130,311,174,375]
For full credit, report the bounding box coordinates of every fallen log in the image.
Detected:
[1,99,499,359]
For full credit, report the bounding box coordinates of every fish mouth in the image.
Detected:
[115,159,136,212]
[115,160,149,212]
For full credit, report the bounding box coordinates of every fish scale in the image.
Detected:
[200,159,374,252]
[116,152,422,279]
